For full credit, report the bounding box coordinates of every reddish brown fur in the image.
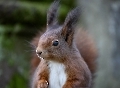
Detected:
[31,1,97,88]
[31,29,97,74]
[75,29,97,74]
[31,28,97,88]
[31,59,49,88]
[62,51,92,87]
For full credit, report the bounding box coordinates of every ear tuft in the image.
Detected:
[63,7,80,29]
[61,7,81,46]
[47,0,60,27]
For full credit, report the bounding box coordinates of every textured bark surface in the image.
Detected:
[79,0,120,88]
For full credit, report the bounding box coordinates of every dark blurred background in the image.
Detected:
[0,0,120,88]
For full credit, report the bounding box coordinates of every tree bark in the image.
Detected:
[78,0,120,88]
[110,2,120,87]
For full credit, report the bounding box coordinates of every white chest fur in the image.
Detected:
[48,61,67,88]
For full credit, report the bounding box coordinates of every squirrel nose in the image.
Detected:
[36,50,42,56]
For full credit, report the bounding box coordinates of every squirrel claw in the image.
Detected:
[37,80,48,88]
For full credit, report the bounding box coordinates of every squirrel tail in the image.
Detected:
[75,29,98,74]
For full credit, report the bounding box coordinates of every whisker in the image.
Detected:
[24,40,36,49]
[24,40,37,54]
[24,49,36,53]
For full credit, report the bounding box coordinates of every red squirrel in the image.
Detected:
[31,0,97,88]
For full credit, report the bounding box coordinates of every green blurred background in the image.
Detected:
[0,0,75,88]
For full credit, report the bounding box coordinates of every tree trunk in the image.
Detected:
[78,0,120,88]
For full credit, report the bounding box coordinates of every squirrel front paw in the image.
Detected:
[37,79,48,88]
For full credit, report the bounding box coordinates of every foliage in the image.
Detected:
[6,73,28,88]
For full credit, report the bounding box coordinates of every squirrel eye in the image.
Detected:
[52,40,59,46]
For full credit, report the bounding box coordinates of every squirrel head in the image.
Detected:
[36,0,80,62]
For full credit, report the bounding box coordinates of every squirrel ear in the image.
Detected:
[47,0,60,28]
[61,7,80,46]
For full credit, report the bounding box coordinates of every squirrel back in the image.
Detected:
[31,0,97,88]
